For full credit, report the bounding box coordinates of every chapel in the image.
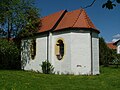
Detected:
[21,9,100,75]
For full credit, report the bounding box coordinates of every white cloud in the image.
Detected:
[112,39,119,42]
[112,34,120,42]
[113,34,120,39]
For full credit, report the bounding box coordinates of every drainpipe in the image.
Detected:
[90,30,93,75]
[46,32,49,74]
[47,32,49,61]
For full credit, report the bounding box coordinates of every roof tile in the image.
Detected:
[73,9,96,29]
[38,10,66,33]
[55,9,81,30]
[38,9,99,33]
[107,43,117,49]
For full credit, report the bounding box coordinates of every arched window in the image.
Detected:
[30,39,36,60]
[55,39,64,60]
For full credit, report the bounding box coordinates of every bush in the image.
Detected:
[99,37,110,66]
[0,39,20,69]
[99,37,116,66]
[41,60,54,74]
[112,54,120,68]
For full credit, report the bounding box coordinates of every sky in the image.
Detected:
[35,0,120,42]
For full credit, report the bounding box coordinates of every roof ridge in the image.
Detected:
[39,9,100,33]
[83,10,96,29]
[38,10,67,33]
[52,10,67,30]
[82,10,90,28]
[72,9,83,27]
[41,10,66,19]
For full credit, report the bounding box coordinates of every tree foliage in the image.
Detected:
[99,37,108,65]
[99,37,115,66]
[0,0,41,70]
[99,37,120,67]
[0,0,41,39]
[83,0,120,9]
[0,39,20,69]
[102,0,120,9]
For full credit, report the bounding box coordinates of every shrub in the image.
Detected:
[112,54,120,68]
[0,39,20,69]
[41,60,54,74]
[99,37,116,66]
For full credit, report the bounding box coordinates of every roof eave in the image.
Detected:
[54,27,100,33]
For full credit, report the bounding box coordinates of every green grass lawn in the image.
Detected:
[0,66,120,90]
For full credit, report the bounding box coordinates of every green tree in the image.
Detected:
[0,0,40,40]
[99,37,107,65]
[99,37,117,66]
[0,28,7,38]
[0,39,20,69]
[99,37,110,66]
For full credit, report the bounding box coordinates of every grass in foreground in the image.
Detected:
[0,66,120,90]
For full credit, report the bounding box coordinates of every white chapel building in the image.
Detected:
[21,9,100,75]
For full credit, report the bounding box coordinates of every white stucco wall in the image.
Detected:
[52,31,71,74]
[71,31,92,75]
[21,35,47,72]
[92,32,99,75]
[21,30,99,75]
[117,41,120,54]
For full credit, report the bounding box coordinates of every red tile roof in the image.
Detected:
[55,9,81,30]
[38,9,99,33]
[39,10,66,33]
[107,42,117,50]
